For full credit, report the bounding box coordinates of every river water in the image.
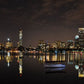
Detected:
[0,51,84,84]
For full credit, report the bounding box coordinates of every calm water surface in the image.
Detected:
[0,51,84,84]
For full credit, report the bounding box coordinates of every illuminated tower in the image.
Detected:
[78,28,84,48]
[18,29,23,47]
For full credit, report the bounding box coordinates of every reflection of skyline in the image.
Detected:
[78,63,84,78]
[33,51,83,64]
[19,52,23,77]
[0,52,23,77]
[0,51,84,78]
[32,50,84,78]
[0,50,83,64]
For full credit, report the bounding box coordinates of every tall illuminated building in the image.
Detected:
[78,28,84,48]
[18,29,23,47]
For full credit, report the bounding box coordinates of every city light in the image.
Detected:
[7,38,10,42]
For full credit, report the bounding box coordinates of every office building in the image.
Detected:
[18,29,23,47]
[78,28,84,48]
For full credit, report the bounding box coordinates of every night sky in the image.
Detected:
[0,0,84,47]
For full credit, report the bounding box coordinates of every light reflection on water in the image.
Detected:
[29,51,84,78]
[0,51,84,83]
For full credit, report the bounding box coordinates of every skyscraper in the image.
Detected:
[78,28,84,48]
[18,29,23,47]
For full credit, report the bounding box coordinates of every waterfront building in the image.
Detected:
[37,40,51,52]
[66,40,74,49]
[61,42,66,48]
[55,41,61,48]
[51,42,57,48]
[54,41,66,49]
[38,40,46,51]
[50,41,66,49]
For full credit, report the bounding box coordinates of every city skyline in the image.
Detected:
[1,0,84,83]
[0,27,83,48]
[0,0,84,47]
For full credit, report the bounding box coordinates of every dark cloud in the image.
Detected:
[30,0,84,32]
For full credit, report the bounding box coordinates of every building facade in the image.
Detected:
[78,28,84,48]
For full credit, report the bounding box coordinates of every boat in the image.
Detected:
[44,64,66,73]
[44,64,66,68]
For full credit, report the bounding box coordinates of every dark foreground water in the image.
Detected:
[0,51,84,84]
